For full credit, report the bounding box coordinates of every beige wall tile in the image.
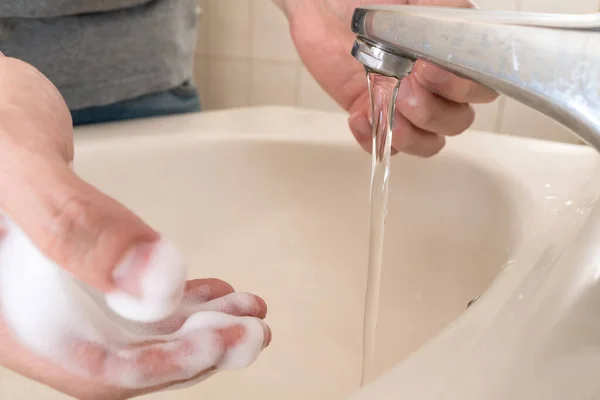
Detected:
[195,0,210,55]
[251,0,299,61]
[475,0,519,10]
[499,98,580,144]
[250,61,298,106]
[520,0,599,13]
[472,98,503,132]
[193,56,209,106]
[208,0,251,58]
[475,0,600,12]
[499,0,598,142]
[205,59,251,110]
[297,66,344,112]
[474,0,598,140]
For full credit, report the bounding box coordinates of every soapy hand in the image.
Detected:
[276,0,499,157]
[0,55,270,399]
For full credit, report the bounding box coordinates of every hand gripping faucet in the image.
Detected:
[350,6,600,150]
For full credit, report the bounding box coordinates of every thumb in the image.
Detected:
[0,154,187,322]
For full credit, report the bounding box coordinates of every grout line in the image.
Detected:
[294,62,304,107]
[515,0,523,12]
[246,0,255,106]
[204,0,212,59]
[203,0,214,109]
[247,0,255,106]
[248,0,255,60]
[198,54,301,65]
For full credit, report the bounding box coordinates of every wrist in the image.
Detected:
[272,0,300,19]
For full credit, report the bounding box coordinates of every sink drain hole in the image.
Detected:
[467,296,480,309]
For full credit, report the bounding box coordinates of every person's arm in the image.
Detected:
[0,54,270,399]
[274,0,498,157]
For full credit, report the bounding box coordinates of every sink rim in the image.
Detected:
[73,106,593,159]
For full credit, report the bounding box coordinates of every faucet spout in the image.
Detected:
[350,6,600,150]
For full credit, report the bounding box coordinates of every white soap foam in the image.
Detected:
[176,311,267,370]
[192,292,261,316]
[105,239,187,323]
[0,217,266,390]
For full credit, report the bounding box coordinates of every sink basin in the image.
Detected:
[0,106,597,399]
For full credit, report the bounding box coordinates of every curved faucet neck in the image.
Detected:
[351,6,600,151]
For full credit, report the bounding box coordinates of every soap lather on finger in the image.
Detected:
[105,238,188,323]
[68,312,270,390]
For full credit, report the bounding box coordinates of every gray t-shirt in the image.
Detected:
[0,0,198,110]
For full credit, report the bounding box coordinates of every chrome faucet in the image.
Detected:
[350,6,600,150]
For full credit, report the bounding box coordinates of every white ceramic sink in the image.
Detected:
[0,106,597,399]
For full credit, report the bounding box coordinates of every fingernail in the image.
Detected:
[348,113,372,140]
[262,322,272,349]
[396,78,413,103]
[419,62,451,85]
[112,242,155,297]
[106,239,187,323]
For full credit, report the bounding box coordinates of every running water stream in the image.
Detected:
[361,70,401,385]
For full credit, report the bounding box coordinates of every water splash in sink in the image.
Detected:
[361,71,401,386]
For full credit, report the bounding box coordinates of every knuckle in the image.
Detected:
[411,103,437,129]
[41,193,98,266]
[48,195,94,240]
[457,80,479,102]
[447,105,476,136]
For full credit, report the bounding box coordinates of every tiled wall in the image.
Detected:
[194,0,598,143]
[194,0,341,113]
